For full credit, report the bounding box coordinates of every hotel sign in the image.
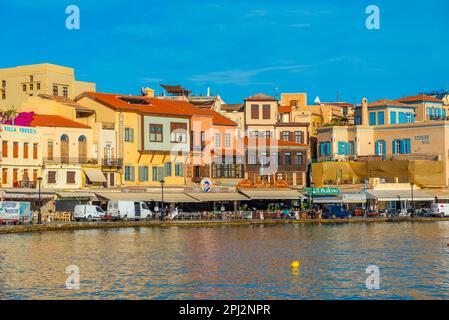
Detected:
[305,187,340,196]
[414,135,429,144]
[1,126,37,134]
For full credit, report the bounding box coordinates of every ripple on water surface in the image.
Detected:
[1,222,449,299]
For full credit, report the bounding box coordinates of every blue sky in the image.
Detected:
[1,0,448,104]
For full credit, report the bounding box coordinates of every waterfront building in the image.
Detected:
[20,95,120,188]
[0,63,96,112]
[314,98,449,188]
[396,94,448,121]
[0,124,41,188]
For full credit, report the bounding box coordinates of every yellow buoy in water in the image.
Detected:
[291,261,300,269]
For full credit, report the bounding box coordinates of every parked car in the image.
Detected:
[322,205,352,219]
[73,205,105,221]
[107,201,152,221]
[367,210,380,218]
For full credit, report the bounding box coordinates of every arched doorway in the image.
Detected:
[61,134,69,163]
[78,135,87,163]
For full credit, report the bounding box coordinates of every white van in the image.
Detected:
[107,201,152,221]
[73,205,105,221]
[431,203,449,217]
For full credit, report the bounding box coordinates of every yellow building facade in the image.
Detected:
[0,63,96,112]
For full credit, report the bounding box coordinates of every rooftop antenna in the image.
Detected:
[275,86,279,100]
[336,91,340,103]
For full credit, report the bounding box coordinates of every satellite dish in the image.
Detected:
[314,96,321,104]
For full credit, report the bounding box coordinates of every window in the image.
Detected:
[348,141,355,156]
[164,162,172,176]
[281,131,290,141]
[290,100,297,107]
[354,116,361,125]
[225,133,231,147]
[248,152,257,164]
[37,83,41,90]
[124,128,134,142]
[262,104,271,119]
[251,104,259,119]
[23,143,29,159]
[338,142,347,155]
[125,166,135,181]
[62,87,68,97]
[265,131,271,138]
[33,143,38,159]
[375,140,386,156]
[138,166,149,182]
[378,112,385,125]
[296,152,303,165]
[175,163,184,177]
[47,141,54,160]
[393,140,402,155]
[170,122,187,143]
[295,131,303,143]
[2,141,8,158]
[152,166,163,181]
[66,171,76,184]
[30,83,34,91]
[149,124,163,142]
[13,169,18,185]
[250,131,259,137]
[284,153,292,165]
[22,84,27,92]
[390,111,397,124]
[2,168,7,184]
[30,76,33,82]
[369,112,376,125]
[47,171,56,184]
[53,85,58,96]
[13,142,18,158]
[33,170,38,183]
[320,142,331,156]
[215,133,221,147]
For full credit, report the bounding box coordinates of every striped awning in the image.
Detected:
[238,188,305,200]
[186,192,249,202]
[94,192,155,201]
[83,168,107,183]
[150,193,199,203]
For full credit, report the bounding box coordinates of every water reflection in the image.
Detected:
[0,222,449,299]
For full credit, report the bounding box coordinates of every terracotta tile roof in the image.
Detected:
[199,108,237,126]
[29,114,91,129]
[245,93,278,102]
[38,94,94,112]
[221,104,244,112]
[76,92,210,117]
[396,94,443,104]
[368,99,413,108]
[278,105,292,113]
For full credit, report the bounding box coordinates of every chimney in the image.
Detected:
[361,97,369,126]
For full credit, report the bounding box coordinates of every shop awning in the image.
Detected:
[150,193,199,203]
[1,189,55,199]
[365,189,434,201]
[83,168,107,183]
[238,188,305,200]
[312,196,343,204]
[56,191,96,200]
[342,193,366,203]
[186,192,249,202]
[94,192,155,201]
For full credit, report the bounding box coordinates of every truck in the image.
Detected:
[0,201,32,224]
[107,201,153,221]
[430,203,449,217]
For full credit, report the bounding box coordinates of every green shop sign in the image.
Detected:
[305,187,340,196]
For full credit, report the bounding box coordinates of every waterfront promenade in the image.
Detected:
[1,217,449,235]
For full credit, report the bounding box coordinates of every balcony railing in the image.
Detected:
[101,158,123,167]
[43,157,98,165]
[15,180,37,188]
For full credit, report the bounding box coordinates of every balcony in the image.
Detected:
[101,158,123,167]
[43,157,98,165]
[14,180,37,189]
[246,164,307,173]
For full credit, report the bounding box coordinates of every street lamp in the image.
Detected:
[37,177,43,224]
[160,179,165,221]
[310,182,315,207]
[411,182,415,215]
